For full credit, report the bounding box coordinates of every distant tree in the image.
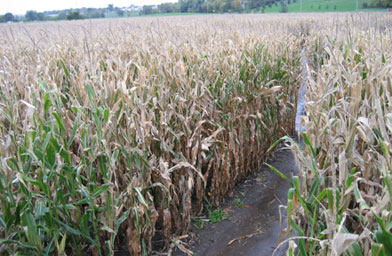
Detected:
[212,0,225,12]
[247,0,262,9]
[108,4,114,12]
[159,2,180,13]
[141,5,154,15]
[66,11,83,20]
[4,12,14,22]
[179,0,205,13]
[201,1,211,13]
[24,10,49,22]
[369,0,392,7]
[25,10,38,21]
[116,9,125,16]
[222,0,234,12]
[281,2,288,12]
[56,11,67,20]
[84,8,105,19]
[93,11,105,18]
[36,12,45,21]
[233,0,242,12]
[165,0,294,14]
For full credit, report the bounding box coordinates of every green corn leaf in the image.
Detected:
[59,233,67,255]
[92,184,110,198]
[67,110,82,149]
[22,212,40,249]
[115,209,131,232]
[266,163,292,186]
[52,112,65,132]
[134,187,148,207]
[103,108,110,123]
[372,243,386,256]
[44,93,51,113]
[301,133,316,158]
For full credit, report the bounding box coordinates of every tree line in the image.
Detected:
[141,0,286,15]
[367,0,392,7]
[0,5,137,23]
[2,0,391,23]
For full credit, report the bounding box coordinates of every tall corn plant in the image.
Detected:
[3,13,388,256]
[278,19,392,256]
[0,16,303,255]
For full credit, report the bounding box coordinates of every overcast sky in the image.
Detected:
[1,0,174,15]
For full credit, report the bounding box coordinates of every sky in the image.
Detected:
[1,0,174,15]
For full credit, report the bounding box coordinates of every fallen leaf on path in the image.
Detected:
[227,229,263,246]
[169,235,193,256]
[223,207,232,215]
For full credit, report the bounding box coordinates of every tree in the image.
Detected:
[36,12,45,21]
[173,0,291,14]
[4,13,14,22]
[280,1,288,12]
[369,0,392,7]
[179,0,204,13]
[222,0,235,12]
[159,2,180,13]
[141,5,154,15]
[56,12,67,20]
[116,9,125,16]
[108,4,114,12]
[25,10,38,21]
[233,0,243,12]
[66,11,83,20]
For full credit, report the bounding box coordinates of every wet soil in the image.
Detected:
[172,146,298,256]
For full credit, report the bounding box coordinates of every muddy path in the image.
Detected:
[173,146,298,256]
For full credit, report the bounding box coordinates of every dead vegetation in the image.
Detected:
[0,12,390,255]
[0,15,301,255]
[273,13,392,256]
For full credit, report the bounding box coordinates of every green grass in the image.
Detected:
[262,0,387,13]
[233,198,245,208]
[190,207,228,228]
[208,208,227,223]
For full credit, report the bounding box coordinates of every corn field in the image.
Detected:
[271,14,392,256]
[0,13,391,256]
[0,15,302,255]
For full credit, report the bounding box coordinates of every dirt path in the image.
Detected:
[173,146,298,256]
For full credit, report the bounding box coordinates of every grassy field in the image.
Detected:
[0,12,391,256]
[263,0,387,12]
